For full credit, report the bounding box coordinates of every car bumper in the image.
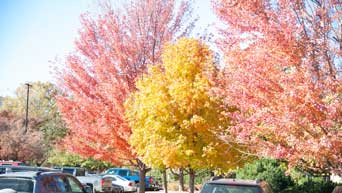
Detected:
[124,186,137,192]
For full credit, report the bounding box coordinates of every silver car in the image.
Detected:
[0,171,91,193]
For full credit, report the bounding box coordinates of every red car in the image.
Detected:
[200,178,273,193]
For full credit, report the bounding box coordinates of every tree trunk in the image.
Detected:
[179,168,185,191]
[136,159,151,193]
[189,168,195,193]
[163,169,168,193]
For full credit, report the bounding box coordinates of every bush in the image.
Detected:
[236,158,293,192]
[279,180,336,193]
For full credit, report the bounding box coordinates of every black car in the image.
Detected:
[0,171,91,193]
[200,178,273,193]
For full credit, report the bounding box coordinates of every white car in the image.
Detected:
[103,174,137,193]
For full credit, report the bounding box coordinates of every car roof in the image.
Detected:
[54,166,84,169]
[0,171,40,178]
[0,165,60,173]
[208,178,261,186]
[0,165,58,170]
[0,171,71,178]
[103,174,124,178]
[107,168,127,170]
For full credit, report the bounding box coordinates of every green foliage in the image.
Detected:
[0,82,67,143]
[235,158,339,193]
[0,96,3,108]
[279,180,336,193]
[45,149,83,166]
[236,158,293,192]
[45,149,113,171]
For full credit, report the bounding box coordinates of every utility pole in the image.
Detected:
[24,83,32,134]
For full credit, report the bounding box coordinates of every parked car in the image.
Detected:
[0,161,25,166]
[54,166,86,176]
[0,171,91,193]
[200,178,273,193]
[103,174,137,193]
[77,175,112,193]
[0,165,59,174]
[104,168,159,191]
[333,186,342,193]
[54,166,112,193]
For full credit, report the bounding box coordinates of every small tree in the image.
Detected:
[126,38,248,193]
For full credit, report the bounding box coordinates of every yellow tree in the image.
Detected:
[125,38,247,193]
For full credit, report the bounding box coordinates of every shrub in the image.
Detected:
[236,158,293,192]
[279,180,336,193]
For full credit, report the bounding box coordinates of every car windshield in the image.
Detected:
[0,178,34,193]
[201,183,261,193]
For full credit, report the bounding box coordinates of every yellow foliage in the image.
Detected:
[125,38,246,171]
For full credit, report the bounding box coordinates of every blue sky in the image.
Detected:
[0,0,216,96]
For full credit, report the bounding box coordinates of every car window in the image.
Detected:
[75,169,85,177]
[118,170,127,176]
[201,183,261,193]
[41,176,57,192]
[62,168,75,175]
[66,176,84,193]
[56,176,70,192]
[40,176,69,192]
[109,177,117,181]
[0,178,34,193]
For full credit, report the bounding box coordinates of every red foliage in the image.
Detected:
[213,0,342,171]
[56,0,194,165]
[0,111,46,164]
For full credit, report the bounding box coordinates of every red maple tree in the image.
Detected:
[56,0,194,190]
[213,0,342,172]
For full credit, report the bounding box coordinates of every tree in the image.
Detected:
[46,149,113,172]
[1,82,67,143]
[56,1,194,192]
[236,158,293,192]
[0,96,3,108]
[125,38,247,193]
[213,0,342,172]
[0,111,47,164]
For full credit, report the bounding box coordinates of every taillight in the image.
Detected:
[149,177,153,184]
[128,182,133,186]
[100,179,104,186]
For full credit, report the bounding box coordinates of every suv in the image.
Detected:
[200,178,273,193]
[0,171,91,193]
[53,166,86,176]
